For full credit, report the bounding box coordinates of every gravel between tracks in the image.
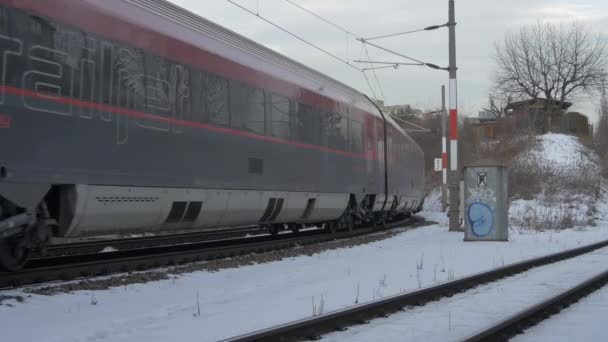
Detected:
[26,221,434,296]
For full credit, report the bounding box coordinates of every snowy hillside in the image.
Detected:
[515,133,599,172]
[510,133,602,230]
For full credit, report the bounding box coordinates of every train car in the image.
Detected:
[0,0,425,270]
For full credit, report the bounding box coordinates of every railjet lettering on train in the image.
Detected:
[0,33,190,144]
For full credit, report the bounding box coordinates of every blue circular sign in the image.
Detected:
[467,202,494,237]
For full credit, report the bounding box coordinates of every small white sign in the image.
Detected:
[434,158,442,172]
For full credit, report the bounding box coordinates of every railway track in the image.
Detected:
[221,239,608,342]
[43,226,263,257]
[0,216,426,288]
[461,269,608,342]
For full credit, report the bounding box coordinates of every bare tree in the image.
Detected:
[483,91,514,120]
[494,21,608,105]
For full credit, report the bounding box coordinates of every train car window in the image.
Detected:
[0,7,9,35]
[206,73,230,126]
[318,111,329,147]
[3,9,26,87]
[172,64,192,123]
[119,46,146,111]
[294,103,321,145]
[349,120,363,153]
[269,93,291,140]
[21,15,75,103]
[140,54,172,131]
[326,112,348,150]
[190,69,206,123]
[230,81,265,135]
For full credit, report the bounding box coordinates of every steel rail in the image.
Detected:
[43,226,263,257]
[0,217,425,288]
[221,239,608,342]
[461,269,608,342]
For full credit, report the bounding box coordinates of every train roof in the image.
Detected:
[111,0,381,117]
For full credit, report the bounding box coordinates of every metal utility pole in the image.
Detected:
[441,85,447,212]
[448,0,460,232]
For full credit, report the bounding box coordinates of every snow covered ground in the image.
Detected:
[513,281,608,342]
[1,210,608,342]
[323,246,608,342]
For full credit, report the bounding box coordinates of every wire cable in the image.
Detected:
[226,0,362,72]
[282,0,386,99]
[283,0,361,38]
[364,45,385,100]
[281,0,445,70]
[365,23,449,41]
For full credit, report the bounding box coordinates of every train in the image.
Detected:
[0,0,425,271]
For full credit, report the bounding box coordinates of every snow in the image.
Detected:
[520,133,599,171]
[1,212,607,342]
[323,246,608,342]
[513,281,608,342]
[508,133,603,230]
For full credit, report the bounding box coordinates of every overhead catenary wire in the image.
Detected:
[228,0,388,99]
[364,23,449,41]
[364,44,385,100]
[281,0,445,70]
[390,115,432,132]
[282,0,385,99]
[225,0,363,72]
[283,0,360,38]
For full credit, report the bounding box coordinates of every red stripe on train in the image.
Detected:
[0,84,368,159]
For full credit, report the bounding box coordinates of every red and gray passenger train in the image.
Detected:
[0,0,425,270]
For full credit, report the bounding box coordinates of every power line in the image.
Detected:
[364,23,449,41]
[359,38,426,65]
[390,115,432,132]
[282,0,444,69]
[282,0,389,100]
[282,0,389,99]
[226,0,362,72]
[362,68,379,100]
[364,45,385,100]
[283,0,360,38]
[354,60,425,66]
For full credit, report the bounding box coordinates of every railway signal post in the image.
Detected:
[448,0,460,232]
[441,85,448,212]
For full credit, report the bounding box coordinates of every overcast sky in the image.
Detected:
[168,0,608,121]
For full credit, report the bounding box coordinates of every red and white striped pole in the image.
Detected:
[449,79,458,172]
[441,85,448,212]
[448,0,459,232]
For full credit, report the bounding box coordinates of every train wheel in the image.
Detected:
[0,237,31,271]
[289,224,300,234]
[267,224,281,236]
[325,222,337,234]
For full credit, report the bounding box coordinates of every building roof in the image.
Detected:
[505,98,573,112]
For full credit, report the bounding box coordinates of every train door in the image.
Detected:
[364,114,378,193]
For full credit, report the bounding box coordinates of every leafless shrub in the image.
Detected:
[512,202,594,231]
[510,157,600,202]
